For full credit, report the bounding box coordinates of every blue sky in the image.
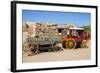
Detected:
[22,10,91,27]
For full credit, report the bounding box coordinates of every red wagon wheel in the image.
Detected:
[66,39,76,49]
[81,40,88,48]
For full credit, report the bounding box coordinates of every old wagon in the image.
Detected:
[61,27,88,49]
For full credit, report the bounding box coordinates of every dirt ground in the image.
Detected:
[22,40,91,63]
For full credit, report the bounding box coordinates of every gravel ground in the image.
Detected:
[22,40,91,63]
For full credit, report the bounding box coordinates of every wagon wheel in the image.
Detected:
[23,41,39,56]
[52,41,62,52]
[62,40,67,48]
[81,40,88,48]
[66,39,76,49]
[22,41,31,56]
